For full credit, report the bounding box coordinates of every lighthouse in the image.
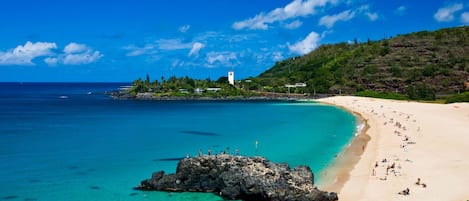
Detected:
[228,71,234,86]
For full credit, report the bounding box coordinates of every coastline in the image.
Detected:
[315,102,371,192]
[316,96,469,200]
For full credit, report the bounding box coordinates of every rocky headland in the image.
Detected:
[135,155,338,201]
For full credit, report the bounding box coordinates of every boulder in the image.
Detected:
[135,155,338,201]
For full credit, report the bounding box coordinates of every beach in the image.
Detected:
[317,96,469,201]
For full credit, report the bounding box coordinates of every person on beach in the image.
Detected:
[207,148,211,156]
[398,188,410,195]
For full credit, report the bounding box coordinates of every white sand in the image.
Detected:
[317,96,469,201]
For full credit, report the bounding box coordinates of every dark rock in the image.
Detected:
[135,155,338,201]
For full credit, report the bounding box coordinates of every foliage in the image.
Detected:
[255,26,469,99]
[355,90,408,100]
[445,92,469,103]
[129,75,258,98]
[406,84,436,100]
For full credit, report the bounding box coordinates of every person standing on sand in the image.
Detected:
[208,148,211,156]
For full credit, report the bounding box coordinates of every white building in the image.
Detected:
[228,71,234,85]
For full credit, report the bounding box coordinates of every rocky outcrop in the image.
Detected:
[135,155,338,201]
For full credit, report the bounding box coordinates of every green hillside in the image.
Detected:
[253,26,469,100]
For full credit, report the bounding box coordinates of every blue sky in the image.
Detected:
[0,0,468,82]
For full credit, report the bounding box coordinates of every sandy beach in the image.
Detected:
[317,96,469,201]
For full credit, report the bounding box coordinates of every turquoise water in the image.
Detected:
[0,83,356,201]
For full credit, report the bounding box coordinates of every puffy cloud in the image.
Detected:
[284,20,303,29]
[288,31,321,55]
[395,6,407,16]
[434,3,463,22]
[188,42,205,57]
[319,9,355,28]
[51,42,103,65]
[461,12,469,24]
[44,57,58,66]
[0,41,57,65]
[63,50,103,65]
[0,41,102,66]
[64,42,88,54]
[179,25,191,33]
[232,0,337,30]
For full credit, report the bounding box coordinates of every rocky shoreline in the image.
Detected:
[109,90,333,101]
[135,155,338,201]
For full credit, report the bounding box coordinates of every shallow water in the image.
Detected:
[0,83,356,201]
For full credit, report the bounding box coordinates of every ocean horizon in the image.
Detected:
[0,82,357,201]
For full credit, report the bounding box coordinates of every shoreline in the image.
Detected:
[315,102,371,192]
[316,96,469,200]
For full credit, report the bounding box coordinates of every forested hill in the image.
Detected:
[256,26,469,98]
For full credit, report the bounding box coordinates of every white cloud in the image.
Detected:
[59,43,103,65]
[124,44,156,56]
[461,12,469,24]
[288,31,321,55]
[0,41,57,65]
[63,50,103,65]
[64,42,88,54]
[318,5,377,28]
[272,52,284,61]
[366,12,378,21]
[205,51,239,67]
[156,39,192,50]
[188,42,205,57]
[284,20,303,29]
[434,3,463,22]
[44,57,58,66]
[319,9,355,28]
[179,25,191,33]
[232,0,337,30]
[0,41,103,66]
[395,6,407,16]
[47,42,103,65]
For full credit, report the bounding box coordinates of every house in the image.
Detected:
[295,83,307,87]
[194,88,204,94]
[206,87,221,92]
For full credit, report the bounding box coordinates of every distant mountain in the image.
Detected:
[255,26,469,98]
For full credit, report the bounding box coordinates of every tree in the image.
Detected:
[145,74,151,85]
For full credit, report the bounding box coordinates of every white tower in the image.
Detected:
[228,71,234,85]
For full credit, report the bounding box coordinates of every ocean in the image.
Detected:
[0,82,357,201]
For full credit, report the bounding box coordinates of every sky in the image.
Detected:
[0,0,468,82]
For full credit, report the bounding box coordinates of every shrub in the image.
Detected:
[445,92,469,103]
[355,90,408,100]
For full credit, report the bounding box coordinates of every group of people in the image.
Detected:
[196,147,240,157]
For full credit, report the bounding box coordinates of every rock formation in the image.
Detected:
[135,155,338,201]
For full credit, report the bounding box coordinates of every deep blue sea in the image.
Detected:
[0,82,356,201]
